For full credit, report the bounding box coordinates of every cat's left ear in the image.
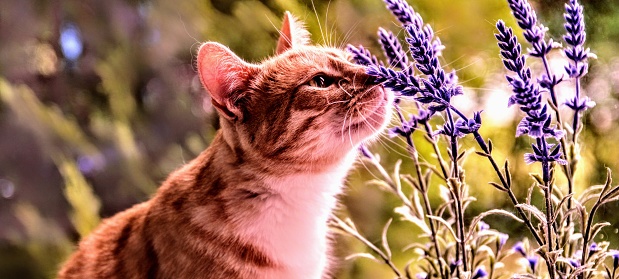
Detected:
[276,11,311,54]
[197,42,258,121]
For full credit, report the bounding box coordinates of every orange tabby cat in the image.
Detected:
[57,12,392,279]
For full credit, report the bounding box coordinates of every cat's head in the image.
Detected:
[197,12,392,170]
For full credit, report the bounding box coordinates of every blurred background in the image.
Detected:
[1,0,619,278]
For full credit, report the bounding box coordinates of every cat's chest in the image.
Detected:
[246,170,349,278]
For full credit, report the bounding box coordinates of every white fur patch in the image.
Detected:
[244,152,357,279]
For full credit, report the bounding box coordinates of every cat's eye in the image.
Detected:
[308,74,335,88]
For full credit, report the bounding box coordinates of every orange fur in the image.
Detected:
[57,12,392,279]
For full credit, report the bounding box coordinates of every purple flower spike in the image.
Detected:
[565,95,595,112]
[496,21,563,141]
[609,249,619,269]
[498,233,509,249]
[563,0,592,79]
[378,28,409,69]
[495,19,567,169]
[434,120,462,138]
[389,114,416,138]
[472,267,488,279]
[455,111,482,136]
[405,23,463,108]
[513,241,527,257]
[389,109,436,138]
[524,141,567,165]
[359,145,374,159]
[384,0,423,28]
[347,45,381,67]
[527,256,539,272]
[449,260,462,275]
[506,0,553,57]
[589,242,602,257]
[478,221,490,231]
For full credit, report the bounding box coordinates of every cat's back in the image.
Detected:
[57,201,154,279]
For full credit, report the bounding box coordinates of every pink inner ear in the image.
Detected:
[197,42,255,119]
[198,43,238,104]
[276,12,310,54]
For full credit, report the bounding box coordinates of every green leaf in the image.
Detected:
[504,159,512,188]
[601,167,613,195]
[475,151,490,158]
[588,222,611,240]
[427,215,460,242]
[395,206,429,234]
[393,159,403,192]
[530,173,544,185]
[344,253,379,263]
[381,218,393,259]
[515,204,547,225]
[466,209,523,242]
[488,182,507,192]
[553,193,574,223]
[366,179,392,192]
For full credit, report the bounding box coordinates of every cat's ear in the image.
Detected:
[197,42,257,121]
[276,11,311,54]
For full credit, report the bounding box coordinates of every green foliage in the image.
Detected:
[1,0,619,278]
[53,154,101,238]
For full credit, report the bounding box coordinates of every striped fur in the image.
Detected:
[57,12,393,279]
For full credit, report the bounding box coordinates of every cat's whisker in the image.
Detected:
[354,104,412,157]
[324,0,337,48]
[340,21,361,50]
[310,0,327,47]
[337,81,353,97]
[327,99,349,105]
[341,110,352,142]
[355,154,389,184]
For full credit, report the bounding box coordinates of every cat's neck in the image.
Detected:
[242,152,356,278]
[184,131,357,278]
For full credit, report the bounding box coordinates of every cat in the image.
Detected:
[57,11,393,279]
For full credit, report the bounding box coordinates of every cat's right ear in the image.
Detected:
[276,11,311,54]
[197,42,257,121]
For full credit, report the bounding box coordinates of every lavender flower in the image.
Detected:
[455,111,482,136]
[506,0,565,111]
[389,109,434,138]
[378,28,409,69]
[472,267,488,279]
[506,0,553,57]
[495,20,566,166]
[383,0,445,56]
[610,249,619,270]
[563,0,596,137]
[405,23,463,113]
[565,95,595,113]
[384,0,423,28]
[449,260,462,275]
[524,139,567,165]
[347,45,381,67]
[359,145,374,159]
[563,0,590,79]
[513,241,526,257]
[589,242,602,257]
[568,258,580,268]
[478,221,490,231]
[527,256,539,272]
[497,233,509,250]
